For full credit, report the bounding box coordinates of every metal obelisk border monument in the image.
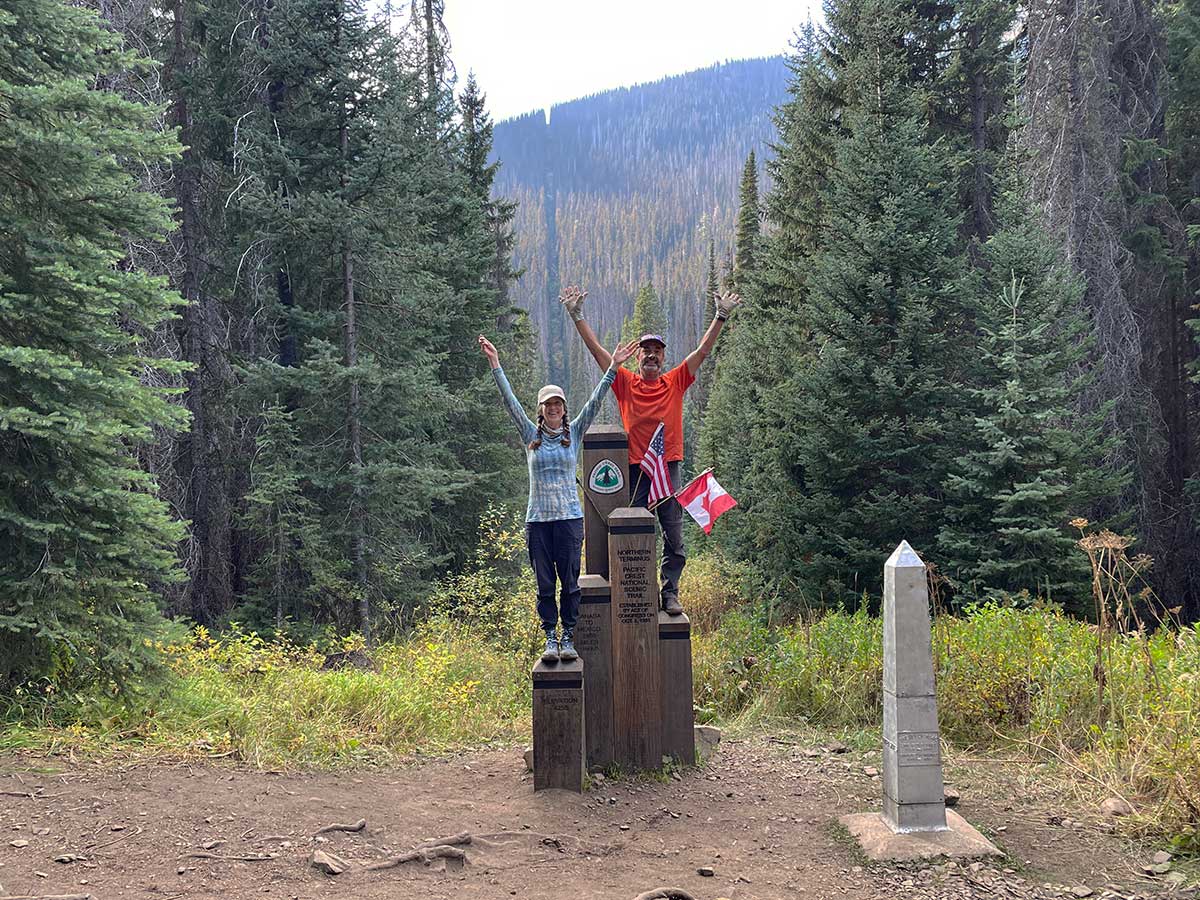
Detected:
[841,541,1000,860]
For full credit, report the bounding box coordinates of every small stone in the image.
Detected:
[863,766,879,777]
[698,866,715,876]
[619,825,629,831]
[593,773,605,784]
[1143,862,1172,875]
[35,870,48,878]
[33,828,50,836]
[9,840,28,848]
[1151,851,1172,865]
[1100,797,1133,817]
[522,747,533,772]
[969,862,984,873]
[1071,887,1093,897]
[826,740,849,754]
[177,866,186,875]
[202,840,223,850]
[310,850,348,876]
[110,824,126,832]
[943,787,961,807]
[695,725,722,756]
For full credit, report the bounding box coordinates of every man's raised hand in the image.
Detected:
[611,339,639,367]
[715,290,743,320]
[477,334,500,369]
[559,285,587,322]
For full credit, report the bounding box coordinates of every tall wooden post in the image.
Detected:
[576,574,614,769]
[659,611,695,765]
[608,507,660,770]
[582,426,629,579]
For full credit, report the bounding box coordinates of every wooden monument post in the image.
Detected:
[531,658,585,792]
[658,610,695,765]
[576,574,614,769]
[608,507,661,770]
[582,425,629,579]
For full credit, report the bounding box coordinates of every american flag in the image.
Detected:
[639,422,673,506]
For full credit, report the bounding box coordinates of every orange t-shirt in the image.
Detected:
[612,363,695,464]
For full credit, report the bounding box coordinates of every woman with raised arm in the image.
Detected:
[479,334,637,664]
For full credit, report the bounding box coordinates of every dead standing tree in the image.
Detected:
[1022,0,1200,618]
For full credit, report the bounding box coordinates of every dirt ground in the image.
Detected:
[0,735,1194,900]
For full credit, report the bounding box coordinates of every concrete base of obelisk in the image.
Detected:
[839,810,1001,862]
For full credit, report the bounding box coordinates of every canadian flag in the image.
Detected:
[675,470,737,534]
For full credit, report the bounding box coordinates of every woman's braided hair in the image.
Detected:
[529,403,571,450]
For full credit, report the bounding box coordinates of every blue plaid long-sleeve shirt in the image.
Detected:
[493,364,617,522]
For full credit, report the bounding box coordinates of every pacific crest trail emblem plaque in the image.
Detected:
[588,459,624,494]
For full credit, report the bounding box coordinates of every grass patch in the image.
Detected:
[694,603,1200,849]
[2,556,1198,850]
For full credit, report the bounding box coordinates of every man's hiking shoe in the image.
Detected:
[558,630,579,662]
[541,632,560,664]
[662,595,684,616]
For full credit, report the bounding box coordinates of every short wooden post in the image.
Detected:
[658,610,695,766]
[608,507,660,771]
[582,426,629,579]
[576,574,614,770]
[531,658,585,792]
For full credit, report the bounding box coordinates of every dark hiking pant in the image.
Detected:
[526,518,584,632]
[628,461,685,607]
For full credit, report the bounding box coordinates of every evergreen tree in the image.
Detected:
[938,168,1122,606]
[693,240,721,415]
[732,151,761,292]
[775,0,970,601]
[458,72,531,378]
[0,0,188,687]
[620,283,670,370]
[240,404,339,633]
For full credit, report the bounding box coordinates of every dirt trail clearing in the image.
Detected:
[0,737,1190,900]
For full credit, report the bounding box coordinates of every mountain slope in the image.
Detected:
[492,57,790,402]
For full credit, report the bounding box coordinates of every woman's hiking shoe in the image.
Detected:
[558,630,578,662]
[541,632,560,664]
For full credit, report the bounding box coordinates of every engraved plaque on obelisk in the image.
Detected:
[608,507,661,771]
[882,541,947,832]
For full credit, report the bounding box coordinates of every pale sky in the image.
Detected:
[441,1,823,122]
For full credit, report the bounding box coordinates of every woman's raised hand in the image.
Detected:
[478,335,500,369]
[611,339,639,367]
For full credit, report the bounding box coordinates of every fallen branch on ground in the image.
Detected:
[185,852,275,861]
[416,831,471,849]
[2,894,93,900]
[315,818,366,835]
[366,844,466,870]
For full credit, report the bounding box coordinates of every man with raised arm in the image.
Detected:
[560,284,742,615]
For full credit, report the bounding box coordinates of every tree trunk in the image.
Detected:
[170,0,234,625]
[338,10,370,643]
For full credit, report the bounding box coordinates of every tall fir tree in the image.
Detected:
[0,0,188,686]
[938,164,1123,606]
[620,283,670,370]
[774,0,971,601]
[732,151,761,293]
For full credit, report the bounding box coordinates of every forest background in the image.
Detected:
[2,0,1200,848]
